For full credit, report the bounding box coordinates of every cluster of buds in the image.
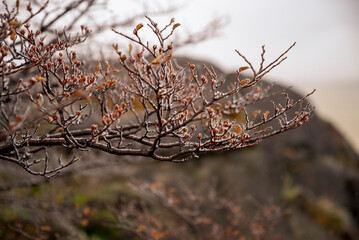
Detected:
[45,113,59,124]
[101,103,126,126]
[177,125,197,142]
[293,111,310,127]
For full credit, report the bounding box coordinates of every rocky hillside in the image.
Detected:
[0,57,358,240]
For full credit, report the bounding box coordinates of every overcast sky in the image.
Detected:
[109,0,359,151]
[107,0,359,85]
[171,0,359,85]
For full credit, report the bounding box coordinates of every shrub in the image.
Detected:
[0,0,313,178]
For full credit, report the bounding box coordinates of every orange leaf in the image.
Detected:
[238,66,249,73]
[152,53,163,65]
[81,218,89,227]
[253,110,261,117]
[137,224,146,232]
[83,207,90,215]
[40,225,52,232]
[8,122,16,129]
[240,79,249,86]
[36,76,46,82]
[10,31,16,41]
[105,80,116,86]
[263,111,269,118]
[136,23,143,31]
[9,20,20,27]
[109,68,119,72]
[236,124,241,134]
[152,229,165,240]
[95,63,101,73]
[129,43,133,53]
[173,23,181,30]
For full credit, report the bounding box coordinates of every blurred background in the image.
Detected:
[106,0,359,153]
[2,0,359,239]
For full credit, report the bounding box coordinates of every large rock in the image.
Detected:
[175,56,359,238]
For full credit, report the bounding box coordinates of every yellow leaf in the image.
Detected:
[95,63,100,73]
[173,23,181,30]
[238,66,249,73]
[36,77,46,82]
[236,124,241,134]
[136,23,143,31]
[152,53,163,65]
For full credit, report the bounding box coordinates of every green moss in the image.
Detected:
[281,174,302,203]
[72,193,88,205]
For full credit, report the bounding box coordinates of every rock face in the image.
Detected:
[174,56,359,239]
